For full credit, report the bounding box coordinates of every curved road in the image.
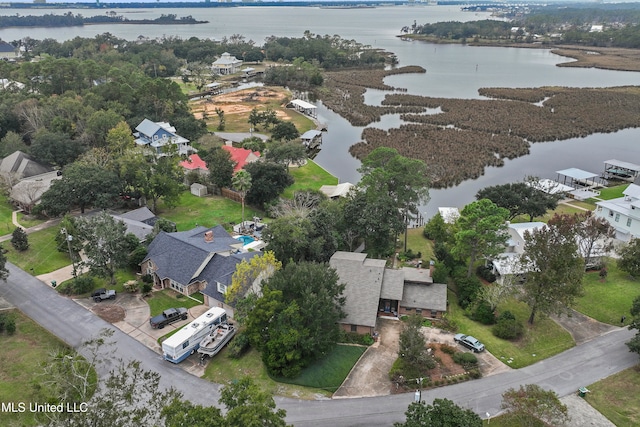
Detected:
[1,263,637,426]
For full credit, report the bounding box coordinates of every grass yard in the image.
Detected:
[575,259,640,326]
[447,293,574,368]
[597,183,629,200]
[282,159,338,198]
[157,191,263,231]
[3,227,71,275]
[584,365,640,427]
[400,228,435,263]
[146,289,204,316]
[274,344,367,392]
[203,343,362,399]
[0,310,82,427]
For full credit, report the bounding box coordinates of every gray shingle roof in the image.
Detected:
[144,225,242,286]
[135,119,162,138]
[401,283,447,312]
[199,252,259,303]
[330,252,386,328]
[119,207,156,223]
[0,151,54,179]
[380,268,404,300]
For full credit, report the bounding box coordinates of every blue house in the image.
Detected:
[133,119,193,156]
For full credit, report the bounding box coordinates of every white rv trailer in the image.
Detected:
[162,307,229,363]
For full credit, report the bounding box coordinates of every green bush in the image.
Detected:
[5,317,16,335]
[472,300,496,325]
[60,276,95,295]
[453,351,478,369]
[141,274,153,284]
[468,368,482,379]
[11,227,29,251]
[141,283,153,295]
[226,332,249,359]
[454,275,482,309]
[497,310,515,321]
[492,317,525,340]
[431,260,450,284]
[476,265,496,283]
[0,314,5,333]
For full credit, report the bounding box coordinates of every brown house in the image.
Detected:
[329,252,447,336]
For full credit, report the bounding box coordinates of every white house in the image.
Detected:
[594,179,640,241]
[492,222,545,284]
[133,119,193,156]
[211,52,242,75]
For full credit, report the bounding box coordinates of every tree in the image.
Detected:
[423,213,452,243]
[476,181,560,221]
[519,214,585,325]
[205,147,235,191]
[575,212,615,270]
[501,384,569,427]
[399,315,432,372]
[270,120,300,142]
[226,250,282,305]
[105,121,134,157]
[38,162,121,216]
[245,262,345,377]
[232,169,252,228]
[265,141,306,169]
[220,376,290,426]
[0,130,28,157]
[452,199,509,278]
[76,211,130,285]
[0,245,8,281]
[244,161,293,209]
[626,295,640,357]
[618,238,640,279]
[394,398,482,427]
[357,147,430,257]
[29,129,84,167]
[11,226,29,251]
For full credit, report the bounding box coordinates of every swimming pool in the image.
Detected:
[234,235,255,246]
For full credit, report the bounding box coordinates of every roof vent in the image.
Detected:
[204,230,214,243]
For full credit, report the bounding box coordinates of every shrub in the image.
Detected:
[5,317,16,335]
[455,275,482,309]
[440,343,456,355]
[472,300,496,325]
[141,274,153,284]
[362,334,375,345]
[11,227,29,251]
[431,260,450,284]
[60,276,95,295]
[453,351,478,368]
[493,317,525,340]
[497,310,516,322]
[0,314,5,333]
[468,368,482,379]
[226,332,250,359]
[439,315,459,333]
[141,283,153,295]
[476,265,496,283]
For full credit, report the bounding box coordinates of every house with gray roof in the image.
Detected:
[211,52,242,75]
[329,252,447,336]
[1,151,58,213]
[0,41,18,60]
[141,226,261,316]
[109,207,161,242]
[133,119,193,156]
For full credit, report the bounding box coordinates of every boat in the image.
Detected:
[197,322,236,358]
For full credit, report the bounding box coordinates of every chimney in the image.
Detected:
[204,230,214,243]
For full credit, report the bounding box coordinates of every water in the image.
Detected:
[2,5,640,216]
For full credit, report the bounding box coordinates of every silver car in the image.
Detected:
[454,333,485,352]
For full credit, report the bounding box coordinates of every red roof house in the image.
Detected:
[221,146,261,172]
[180,154,208,172]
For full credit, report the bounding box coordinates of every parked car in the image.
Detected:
[150,307,188,329]
[91,288,116,303]
[454,333,485,353]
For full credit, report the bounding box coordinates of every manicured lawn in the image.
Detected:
[157,191,263,231]
[575,259,640,326]
[274,344,367,392]
[283,159,338,198]
[0,310,84,427]
[146,289,204,316]
[3,227,71,275]
[203,343,360,399]
[585,365,640,427]
[598,183,629,200]
[447,293,575,368]
[56,269,139,296]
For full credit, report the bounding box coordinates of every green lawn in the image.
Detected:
[575,259,640,326]
[3,227,71,275]
[0,310,81,427]
[447,293,575,368]
[146,289,204,316]
[157,191,263,231]
[203,342,362,399]
[584,365,640,427]
[400,228,435,263]
[598,183,629,200]
[282,159,338,198]
[274,344,367,392]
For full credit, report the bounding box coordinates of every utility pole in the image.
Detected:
[61,228,77,284]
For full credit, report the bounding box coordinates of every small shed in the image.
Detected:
[190,183,208,197]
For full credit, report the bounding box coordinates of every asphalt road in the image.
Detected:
[1,262,637,426]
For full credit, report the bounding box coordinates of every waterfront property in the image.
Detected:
[329,251,447,336]
[492,222,546,285]
[602,159,640,182]
[594,177,640,241]
[211,52,242,75]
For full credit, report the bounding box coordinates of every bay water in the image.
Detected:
[1,5,639,216]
